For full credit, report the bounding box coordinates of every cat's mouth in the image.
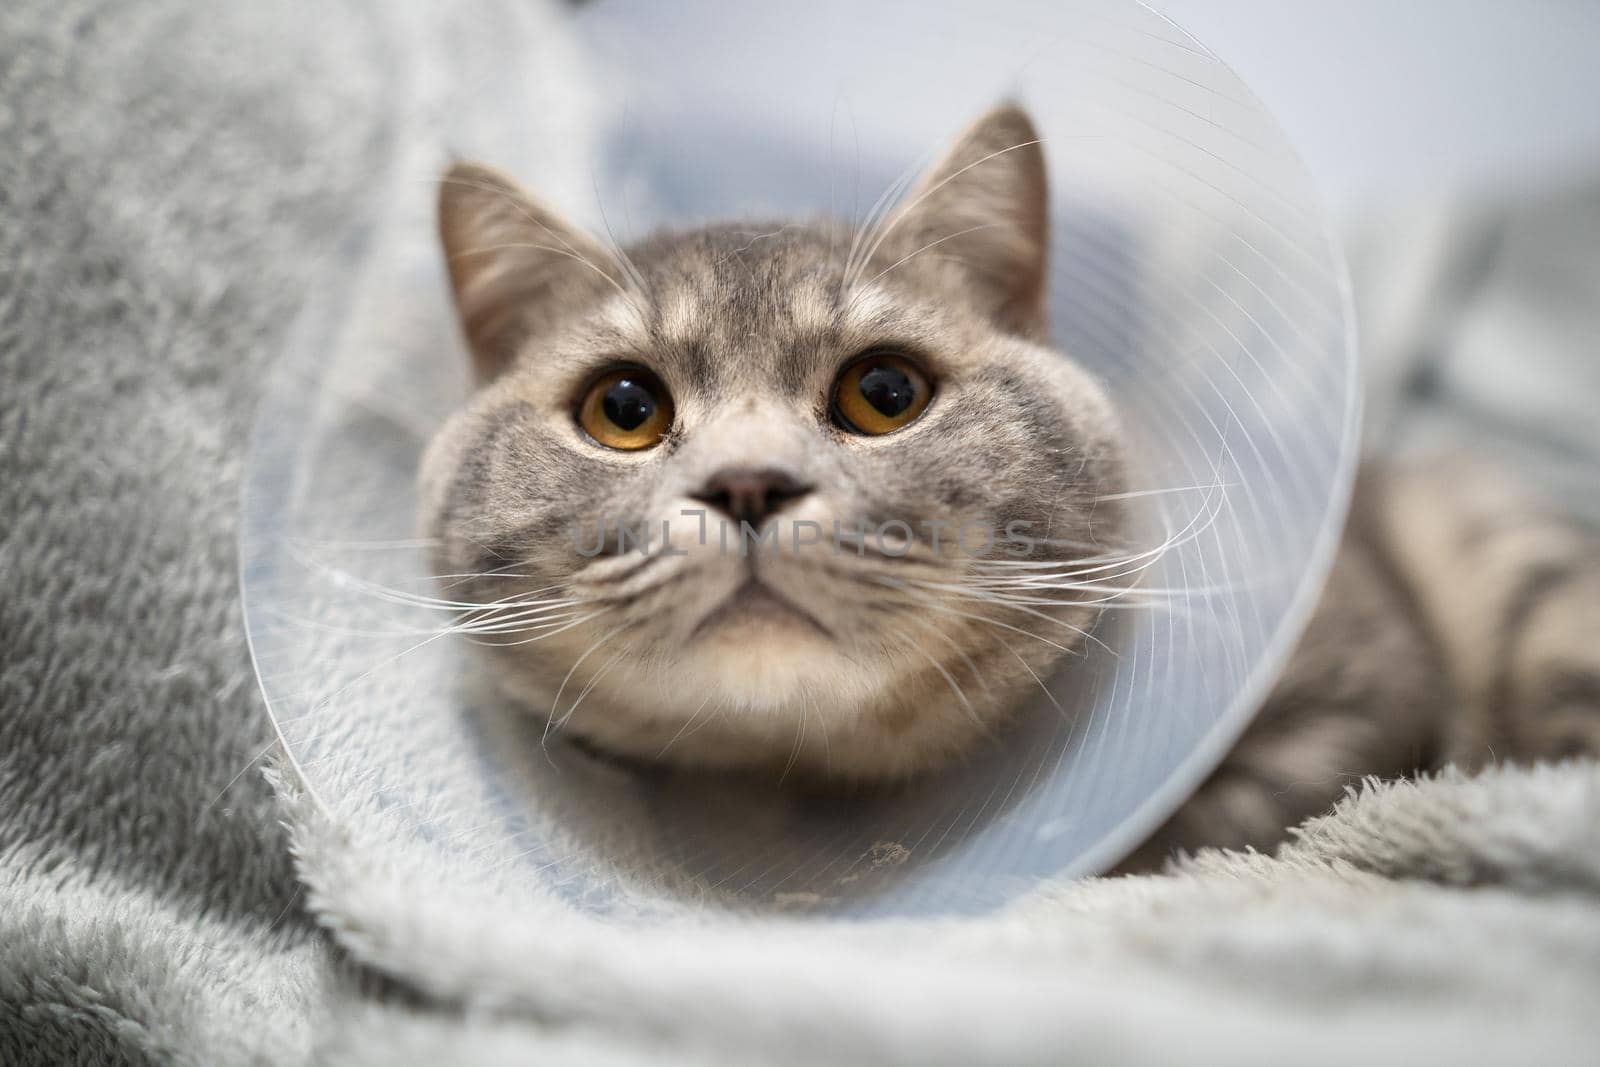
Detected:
[689,577,833,642]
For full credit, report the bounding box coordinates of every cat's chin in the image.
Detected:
[679,620,856,710]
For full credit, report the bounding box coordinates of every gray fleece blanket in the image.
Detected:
[3,1,1599,1063]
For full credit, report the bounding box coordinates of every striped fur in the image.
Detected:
[1125,461,1600,869]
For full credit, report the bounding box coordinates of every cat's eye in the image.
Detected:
[578,368,674,451]
[831,351,933,436]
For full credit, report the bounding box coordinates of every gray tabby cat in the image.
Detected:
[421,105,1600,868]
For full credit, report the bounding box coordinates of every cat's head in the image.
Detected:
[421,105,1126,780]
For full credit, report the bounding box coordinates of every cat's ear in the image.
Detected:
[438,162,617,382]
[891,104,1049,336]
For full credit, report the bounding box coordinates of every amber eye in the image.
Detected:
[832,351,933,436]
[578,368,673,451]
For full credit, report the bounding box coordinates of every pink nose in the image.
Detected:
[690,467,813,525]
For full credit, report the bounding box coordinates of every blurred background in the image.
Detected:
[1153,0,1600,216]
[1154,0,1600,516]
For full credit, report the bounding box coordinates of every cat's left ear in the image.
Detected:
[890,104,1049,337]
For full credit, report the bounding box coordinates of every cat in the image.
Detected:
[420,104,1600,867]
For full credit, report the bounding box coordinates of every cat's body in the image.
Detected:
[422,104,1600,868]
[1125,460,1600,869]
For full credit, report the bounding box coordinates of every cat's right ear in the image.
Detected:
[438,162,616,382]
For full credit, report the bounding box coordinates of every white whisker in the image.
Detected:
[544,623,629,746]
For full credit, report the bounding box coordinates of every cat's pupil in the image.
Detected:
[602,379,655,431]
[858,364,916,417]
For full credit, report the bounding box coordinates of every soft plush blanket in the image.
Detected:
[3,1,1597,1063]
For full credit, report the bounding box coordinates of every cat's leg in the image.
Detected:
[1371,463,1600,764]
[1117,481,1449,871]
